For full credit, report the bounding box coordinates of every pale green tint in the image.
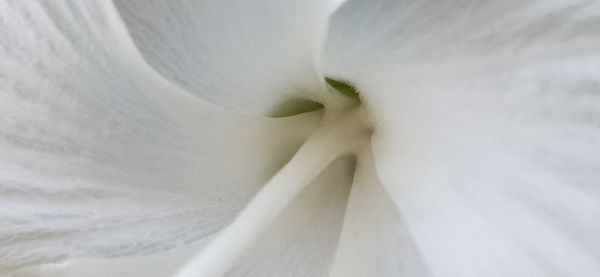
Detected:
[269,98,324,117]
[325,77,360,101]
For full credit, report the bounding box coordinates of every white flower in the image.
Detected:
[2,0,600,277]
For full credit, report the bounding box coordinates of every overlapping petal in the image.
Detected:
[7,0,599,275]
[325,0,600,276]
[8,240,210,277]
[329,147,430,277]
[226,157,354,276]
[0,0,320,272]
[8,157,355,277]
[114,0,343,115]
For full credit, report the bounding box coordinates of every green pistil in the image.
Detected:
[268,78,360,117]
[325,77,360,101]
[269,98,324,117]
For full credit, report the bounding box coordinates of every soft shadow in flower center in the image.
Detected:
[325,77,360,100]
[176,78,371,277]
[268,77,360,117]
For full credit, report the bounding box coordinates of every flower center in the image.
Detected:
[176,79,371,277]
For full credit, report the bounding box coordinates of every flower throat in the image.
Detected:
[176,78,371,277]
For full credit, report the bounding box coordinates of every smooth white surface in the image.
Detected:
[8,238,210,277]
[176,108,369,277]
[0,0,319,272]
[2,0,600,276]
[329,146,431,277]
[8,157,354,277]
[114,0,343,114]
[326,0,600,276]
[226,157,353,277]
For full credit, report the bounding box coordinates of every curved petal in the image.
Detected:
[225,157,354,276]
[0,1,320,272]
[326,0,600,276]
[324,0,600,86]
[329,146,431,277]
[114,0,343,115]
[8,157,355,277]
[7,240,209,277]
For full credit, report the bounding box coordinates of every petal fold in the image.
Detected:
[329,146,431,277]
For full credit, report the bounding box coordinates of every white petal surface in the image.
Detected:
[8,239,210,277]
[8,158,353,277]
[114,0,342,115]
[325,0,600,276]
[225,157,354,277]
[7,140,355,277]
[329,146,431,277]
[0,1,319,272]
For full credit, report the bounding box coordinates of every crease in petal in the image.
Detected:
[226,157,355,277]
[329,145,431,277]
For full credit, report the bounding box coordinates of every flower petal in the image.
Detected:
[114,0,342,115]
[0,1,319,272]
[7,240,209,277]
[8,157,355,277]
[226,157,354,276]
[329,146,431,277]
[326,0,600,276]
